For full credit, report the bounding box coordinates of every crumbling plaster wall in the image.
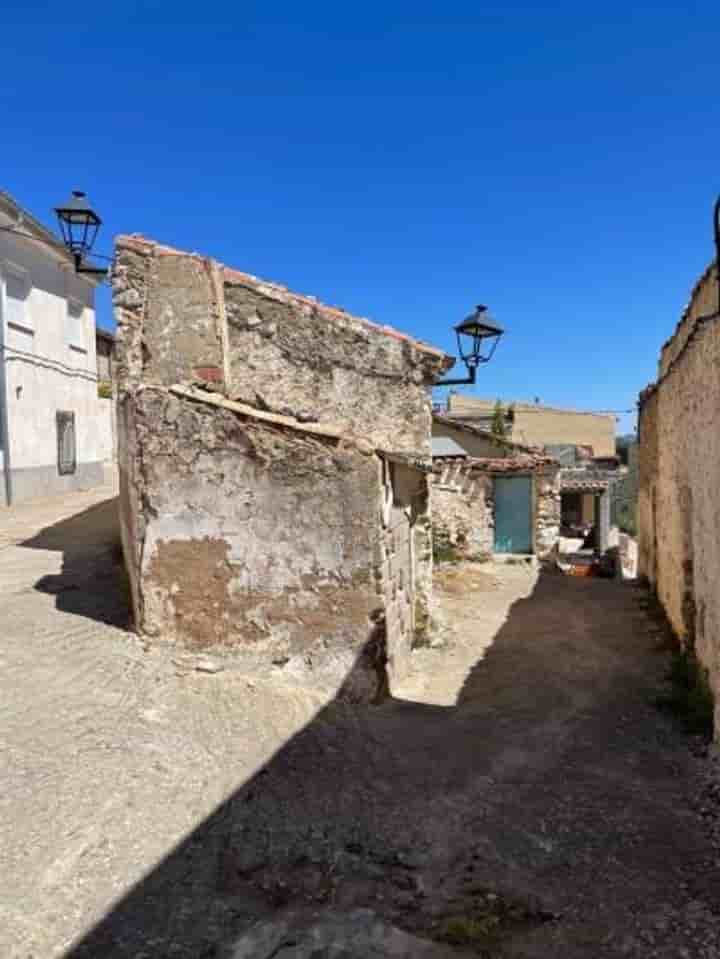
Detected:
[113,236,449,696]
[122,387,390,698]
[535,467,561,557]
[638,261,720,733]
[113,237,450,456]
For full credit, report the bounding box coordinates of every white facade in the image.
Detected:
[0,192,112,505]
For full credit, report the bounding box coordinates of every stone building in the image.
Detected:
[431,416,560,559]
[443,393,617,458]
[112,235,452,699]
[638,259,720,732]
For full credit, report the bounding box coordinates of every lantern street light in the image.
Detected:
[436,304,505,386]
[54,190,107,277]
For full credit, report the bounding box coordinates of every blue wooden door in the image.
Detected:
[494,476,532,554]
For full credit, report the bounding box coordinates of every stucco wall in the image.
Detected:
[430,462,494,560]
[638,260,720,732]
[0,228,108,503]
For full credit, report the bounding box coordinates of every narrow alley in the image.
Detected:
[2,492,720,958]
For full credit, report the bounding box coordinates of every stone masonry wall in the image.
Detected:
[120,386,389,700]
[430,460,560,559]
[114,236,452,456]
[638,260,720,734]
[378,460,432,677]
[112,235,450,699]
[430,462,494,560]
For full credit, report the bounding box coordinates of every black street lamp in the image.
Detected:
[54,190,106,276]
[436,304,504,386]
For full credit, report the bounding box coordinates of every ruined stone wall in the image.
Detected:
[430,461,560,560]
[379,464,416,684]
[535,467,561,557]
[121,387,388,699]
[224,279,449,456]
[112,235,449,699]
[639,261,720,731]
[113,236,451,457]
[430,462,495,560]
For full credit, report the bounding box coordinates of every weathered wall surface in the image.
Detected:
[114,236,451,456]
[224,277,449,456]
[639,260,720,732]
[113,235,448,698]
[379,461,428,682]
[430,459,560,559]
[535,468,562,556]
[123,387,387,699]
[430,461,494,560]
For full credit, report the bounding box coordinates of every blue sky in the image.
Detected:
[3,2,719,434]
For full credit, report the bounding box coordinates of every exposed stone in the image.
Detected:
[430,458,560,560]
[111,235,452,698]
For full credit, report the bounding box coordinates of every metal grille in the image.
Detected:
[57,411,76,475]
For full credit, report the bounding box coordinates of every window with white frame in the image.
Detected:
[66,298,86,352]
[3,263,33,352]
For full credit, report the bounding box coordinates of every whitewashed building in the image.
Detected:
[0,191,112,505]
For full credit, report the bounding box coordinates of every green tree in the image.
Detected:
[491,399,509,440]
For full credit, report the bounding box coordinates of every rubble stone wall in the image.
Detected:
[121,387,388,699]
[430,461,560,559]
[638,261,720,733]
[112,235,449,699]
[224,280,447,456]
[430,462,494,560]
[113,237,451,457]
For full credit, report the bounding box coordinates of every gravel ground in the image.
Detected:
[2,490,720,957]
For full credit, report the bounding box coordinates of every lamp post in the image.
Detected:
[54,190,107,277]
[435,304,504,386]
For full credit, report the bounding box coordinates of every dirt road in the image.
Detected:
[2,491,720,958]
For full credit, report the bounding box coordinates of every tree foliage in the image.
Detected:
[491,399,509,440]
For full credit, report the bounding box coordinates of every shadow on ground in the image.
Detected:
[20,497,130,629]
[57,560,717,958]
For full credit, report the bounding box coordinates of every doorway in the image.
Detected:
[494,475,533,554]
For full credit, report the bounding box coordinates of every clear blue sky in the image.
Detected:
[3,2,719,434]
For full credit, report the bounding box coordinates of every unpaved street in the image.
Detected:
[2,491,720,957]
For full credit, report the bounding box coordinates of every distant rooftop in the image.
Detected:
[445,394,615,419]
